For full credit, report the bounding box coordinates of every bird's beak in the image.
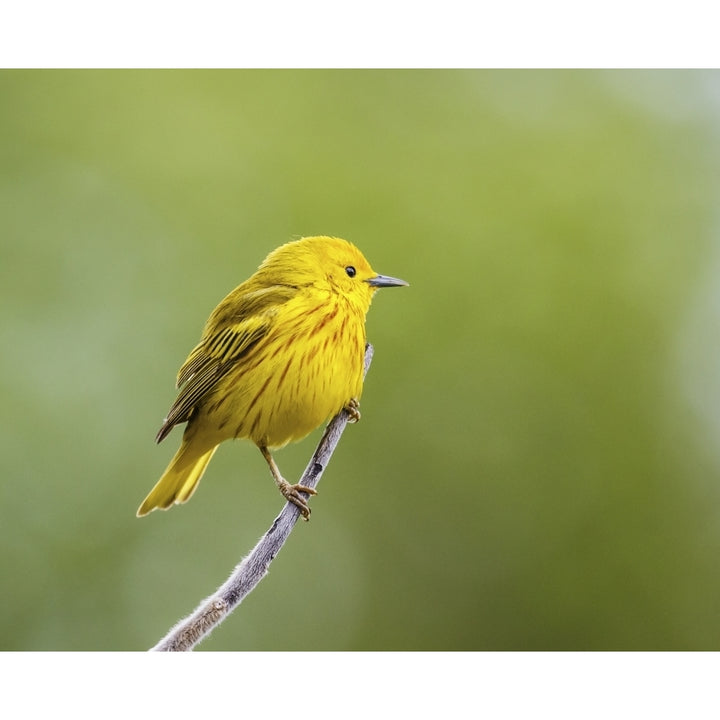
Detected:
[366,274,409,288]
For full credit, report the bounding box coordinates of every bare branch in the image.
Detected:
[149,343,374,651]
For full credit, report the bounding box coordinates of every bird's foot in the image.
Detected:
[278,479,317,521]
[345,398,361,423]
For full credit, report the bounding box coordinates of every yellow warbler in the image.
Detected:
[137,235,407,519]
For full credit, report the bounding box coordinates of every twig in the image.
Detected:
[149,343,374,651]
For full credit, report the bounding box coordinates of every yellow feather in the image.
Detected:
[137,236,407,518]
[137,443,217,516]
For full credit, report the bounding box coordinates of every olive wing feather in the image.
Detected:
[155,285,296,443]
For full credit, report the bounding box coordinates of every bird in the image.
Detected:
[137,235,408,519]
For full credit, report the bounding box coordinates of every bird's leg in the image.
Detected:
[344,397,361,423]
[259,445,316,521]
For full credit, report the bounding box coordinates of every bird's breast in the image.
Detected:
[206,296,367,449]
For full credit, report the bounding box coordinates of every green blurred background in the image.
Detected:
[2,70,720,650]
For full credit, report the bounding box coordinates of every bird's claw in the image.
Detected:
[345,398,361,423]
[279,480,317,521]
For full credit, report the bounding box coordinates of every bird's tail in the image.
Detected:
[137,439,218,517]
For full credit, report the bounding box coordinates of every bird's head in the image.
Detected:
[260,236,408,313]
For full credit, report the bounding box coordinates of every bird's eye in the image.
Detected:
[345,266,356,278]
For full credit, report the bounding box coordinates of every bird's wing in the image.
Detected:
[155,284,296,443]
